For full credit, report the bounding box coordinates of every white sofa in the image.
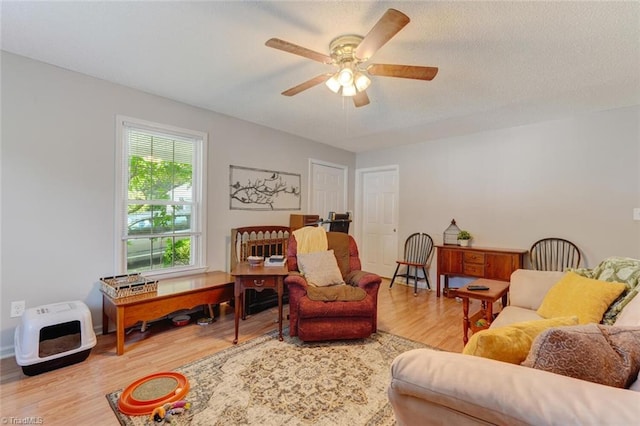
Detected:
[388,268,640,425]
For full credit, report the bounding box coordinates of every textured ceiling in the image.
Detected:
[2,1,639,153]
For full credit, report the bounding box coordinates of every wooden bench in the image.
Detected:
[102,270,234,355]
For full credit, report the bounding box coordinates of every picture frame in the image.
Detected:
[229,165,301,211]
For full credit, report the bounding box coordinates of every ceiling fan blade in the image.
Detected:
[265,38,333,64]
[281,74,332,96]
[355,9,410,61]
[353,91,370,108]
[367,64,439,81]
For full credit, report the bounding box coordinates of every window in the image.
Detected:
[116,116,207,276]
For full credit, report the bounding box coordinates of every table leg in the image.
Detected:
[102,297,109,335]
[485,300,494,325]
[462,297,470,345]
[233,278,241,344]
[241,290,247,321]
[277,277,283,341]
[440,275,451,298]
[116,307,125,356]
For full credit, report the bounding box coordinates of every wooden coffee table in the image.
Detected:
[102,270,234,355]
[453,278,510,344]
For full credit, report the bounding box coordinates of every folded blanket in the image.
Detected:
[293,226,328,254]
[306,284,367,301]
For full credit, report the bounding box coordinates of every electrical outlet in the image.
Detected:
[634,208,640,221]
[10,300,25,318]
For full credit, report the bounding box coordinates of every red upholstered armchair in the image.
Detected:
[285,231,381,341]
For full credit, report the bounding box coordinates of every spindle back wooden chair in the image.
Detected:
[530,237,581,271]
[389,233,434,295]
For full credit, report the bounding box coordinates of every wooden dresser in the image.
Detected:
[436,245,527,297]
[289,214,320,232]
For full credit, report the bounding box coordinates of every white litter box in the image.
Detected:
[15,301,96,376]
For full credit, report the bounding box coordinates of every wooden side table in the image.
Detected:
[453,278,510,345]
[231,262,289,344]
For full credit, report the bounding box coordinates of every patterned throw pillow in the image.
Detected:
[571,257,640,325]
[296,250,345,287]
[523,324,640,388]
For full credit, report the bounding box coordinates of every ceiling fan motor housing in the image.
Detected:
[329,34,364,65]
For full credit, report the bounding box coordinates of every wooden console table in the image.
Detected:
[231,262,289,344]
[102,270,234,355]
[436,245,526,297]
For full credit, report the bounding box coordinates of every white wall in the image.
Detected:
[357,106,640,288]
[0,52,356,355]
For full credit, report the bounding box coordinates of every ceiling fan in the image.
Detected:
[265,8,438,108]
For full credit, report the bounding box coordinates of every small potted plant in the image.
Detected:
[457,230,472,247]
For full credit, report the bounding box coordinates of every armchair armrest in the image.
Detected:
[285,272,310,305]
[345,270,381,294]
[285,273,309,337]
[284,272,307,288]
[389,349,639,426]
[509,269,565,310]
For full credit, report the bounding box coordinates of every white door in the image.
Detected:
[309,160,347,221]
[356,166,399,277]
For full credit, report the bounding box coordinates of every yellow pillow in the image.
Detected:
[510,315,579,338]
[537,272,627,324]
[462,316,579,364]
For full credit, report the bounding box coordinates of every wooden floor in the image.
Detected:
[0,279,478,424]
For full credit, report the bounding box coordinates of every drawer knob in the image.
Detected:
[253,279,265,287]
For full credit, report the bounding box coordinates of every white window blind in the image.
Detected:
[115,116,207,276]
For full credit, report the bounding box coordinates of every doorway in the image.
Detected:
[355,165,399,277]
[309,159,348,222]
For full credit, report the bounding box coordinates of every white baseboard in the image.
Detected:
[1,345,15,360]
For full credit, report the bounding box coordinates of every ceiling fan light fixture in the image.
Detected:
[354,72,371,92]
[341,83,356,97]
[325,75,341,93]
[337,67,354,86]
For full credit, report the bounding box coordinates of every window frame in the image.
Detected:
[115,115,207,278]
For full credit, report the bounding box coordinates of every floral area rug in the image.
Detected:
[106,329,429,425]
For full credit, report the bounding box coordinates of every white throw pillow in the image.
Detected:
[297,249,345,287]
